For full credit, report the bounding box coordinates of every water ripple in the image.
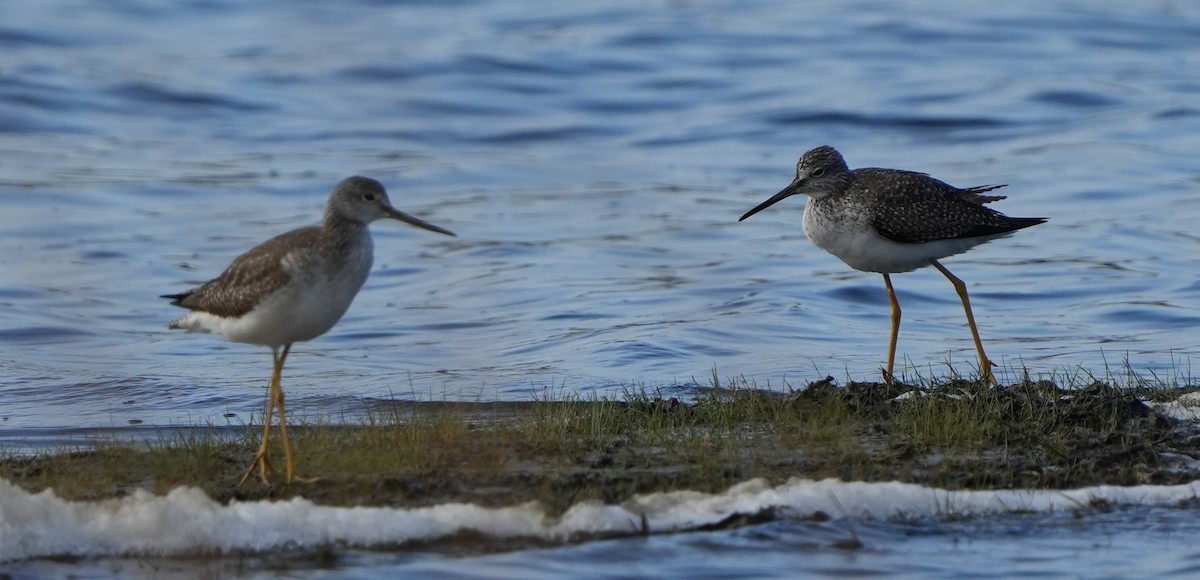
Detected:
[108,82,275,113]
[1029,90,1122,108]
[0,326,95,344]
[2,0,1199,439]
[765,111,1011,131]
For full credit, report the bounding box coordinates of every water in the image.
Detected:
[2,0,1200,574]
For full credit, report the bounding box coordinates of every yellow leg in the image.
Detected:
[930,260,995,385]
[274,345,295,483]
[882,273,901,383]
[239,344,291,485]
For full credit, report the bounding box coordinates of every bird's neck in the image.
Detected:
[321,214,370,252]
[323,209,369,232]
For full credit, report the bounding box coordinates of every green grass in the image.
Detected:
[1,363,1196,512]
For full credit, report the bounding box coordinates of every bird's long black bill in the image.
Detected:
[738,180,802,222]
[386,207,457,237]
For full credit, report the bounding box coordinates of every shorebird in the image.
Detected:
[163,176,455,484]
[739,146,1045,384]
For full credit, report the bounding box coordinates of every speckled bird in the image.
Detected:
[163,176,455,484]
[739,146,1045,384]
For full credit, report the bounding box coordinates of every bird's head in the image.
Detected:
[739,145,850,221]
[328,176,456,236]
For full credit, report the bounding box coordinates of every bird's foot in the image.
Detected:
[981,360,998,387]
[881,367,897,385]
[238,452,274,486]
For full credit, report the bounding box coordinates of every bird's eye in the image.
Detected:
[363,193,376,201]
[811,168,826,178]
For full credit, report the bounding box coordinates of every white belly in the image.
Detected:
[223,271,367,345]
[172,239,374,347]
[802,201,1002,273]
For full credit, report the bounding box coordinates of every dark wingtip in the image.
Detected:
[1009,216,1048,232]
[160,292,190,305]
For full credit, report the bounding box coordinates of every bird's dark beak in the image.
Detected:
[385,206,457,236]
[739,179,803,222]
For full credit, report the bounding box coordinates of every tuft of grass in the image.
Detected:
[1,363,1196,513]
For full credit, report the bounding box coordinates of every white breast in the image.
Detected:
[174,236,375,347]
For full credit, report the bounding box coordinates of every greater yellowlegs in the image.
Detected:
[163,176,455,484]
[739,146,1045,384]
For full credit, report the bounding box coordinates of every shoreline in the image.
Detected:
[2,378,1198,513]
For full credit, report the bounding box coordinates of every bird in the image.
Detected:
[162,176,455,484]
[739,145,1045,384]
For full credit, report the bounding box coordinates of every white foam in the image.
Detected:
[3,476,1199,562]
[1147,391,1200,421]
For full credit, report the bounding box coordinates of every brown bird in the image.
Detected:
[163,176,455,484]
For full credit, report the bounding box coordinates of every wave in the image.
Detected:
[3,477,1199,562]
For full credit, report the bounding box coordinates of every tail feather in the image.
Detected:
[1008,216,1048,230]
[962,184,1009,205]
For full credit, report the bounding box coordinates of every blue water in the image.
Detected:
[2,0,1200,574]
[377,505,1200,579]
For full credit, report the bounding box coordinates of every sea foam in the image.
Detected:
[3,477,1199,562]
